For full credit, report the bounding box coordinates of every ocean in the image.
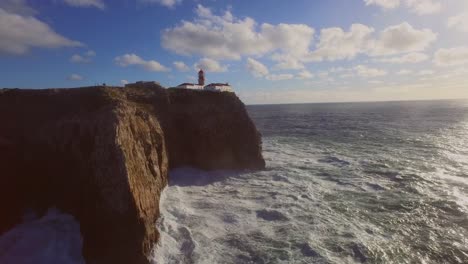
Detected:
[1,100,468,264]
[152,100,468,264]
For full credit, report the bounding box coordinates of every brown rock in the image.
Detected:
[0,84,264,263]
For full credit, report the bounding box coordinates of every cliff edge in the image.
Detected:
[0,85,265,263]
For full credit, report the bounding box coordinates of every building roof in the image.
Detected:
[206,83,230,86]
[178,83,196,86]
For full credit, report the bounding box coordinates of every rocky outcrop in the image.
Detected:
[0,85,265,264]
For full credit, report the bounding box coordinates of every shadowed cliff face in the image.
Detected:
[0,85,265,264]
[166,88,265,170]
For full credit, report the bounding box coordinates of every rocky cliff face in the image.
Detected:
[0,85,265,264]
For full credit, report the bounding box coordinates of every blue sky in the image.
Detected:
[0,0,467,104]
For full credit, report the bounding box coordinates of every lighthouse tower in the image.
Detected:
[198,69,205,86]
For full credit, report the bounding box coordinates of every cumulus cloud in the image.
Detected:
[173,61,190,72]
[246,58,269,77]
[396,69,413,75]
[162,5,436,69]
[378,52,428,63]
[418,69,434,75]
[354,65,387,77]
[448,12,468,33]
[139,0,182,8]
[271,54,305,70]
[70,50,96,63]
[120,79,129,85]
[67,73,83,81]
[364,0,400,9]
[305,22,435,61]
[297,70,314,79]
[63,0,105,9]
[162,4,314,60]
[0,8,82,55]
[370,22,437,56]
[405,0,441,15]
[115,53,170,72]
[0,0,36,15]
[246,58,313,81]
[364,0,441,15]
[306,24,374,62]
[433,47,468,67]
[194,58,227,72]
[266,74,294,81]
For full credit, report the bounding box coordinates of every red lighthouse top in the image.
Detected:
[198,69,205,86]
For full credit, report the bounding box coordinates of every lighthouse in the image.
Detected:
[175,69,232,92]
[198,69,205,86]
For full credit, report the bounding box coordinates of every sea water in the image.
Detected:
[1,100,467,264]
[0,208,84,264]
[153,100,468,264]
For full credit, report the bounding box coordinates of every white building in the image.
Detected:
[204,83,233,92]
[176,83,204,90]
[175,69,234,92]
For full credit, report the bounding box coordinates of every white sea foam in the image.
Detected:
[0,208,84,264]
[153,122,468,264]
[151,140,380,263]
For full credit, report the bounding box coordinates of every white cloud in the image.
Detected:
[0,0,36,15]
[448,13,468,33]
[139,0,182,8]
[162,4,314,60]
[85,50,96,57]
[364,0,400,9]
[0,8,82,55]
[266,74,294,81]
[271,53,305,70]
[67,74,83,81]
[378,52,428,63]
[275,60,304,70]
[418,69,434,75]
[371,22,437,56]
[354,65,387,78]
[194,58,227,72]
[246,58,313,81]
[396,69,413,75]
[328,64,388,78]
[246,58,269,77]
[120,80,129,85]
[297,70,314,79]
[70,50,95,63]
[162,5,436,69]
[173,61,190,72]
[70,54,87,63]
[306,24,374,61]
[405,0,441,15]
[434,47,468,67]
[63,0,105,9]
[364,0,441,15]
[114,53,170,72]
[306,22,435,61]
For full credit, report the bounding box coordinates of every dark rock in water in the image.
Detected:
[299,243,320,258]
[256,209,288,221]
[0,85,265,264]
[350,243,368,263]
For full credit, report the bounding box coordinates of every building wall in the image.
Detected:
[177,85,204,90]
[204,85,233,92]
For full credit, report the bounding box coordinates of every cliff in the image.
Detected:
[0,85,265,264]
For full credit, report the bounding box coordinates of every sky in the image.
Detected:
[0,0,467,104]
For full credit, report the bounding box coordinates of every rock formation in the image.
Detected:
[0,85,265,264]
